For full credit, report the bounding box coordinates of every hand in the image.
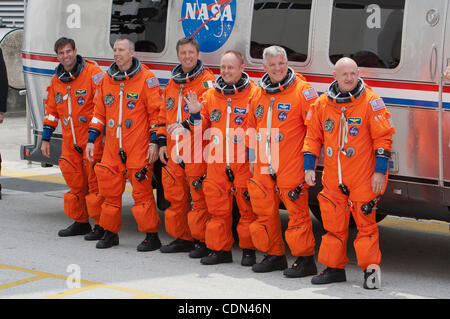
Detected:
[0,112,4,124]
[305,170,316,186]
[159,145,168,164]
[167,122,185,136]
[86,142,95,162]
[41,140,51,158]
[147,143,159,164]
[184,90,204,114]
[371,172,385,194]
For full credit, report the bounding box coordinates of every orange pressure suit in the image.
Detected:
[246,68,318,257]
[157,61,215,242]
[188,72,258,252]
[302,78,395,271]
[43,56,104,224]
[89,57,163,234]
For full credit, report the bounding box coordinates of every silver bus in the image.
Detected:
[19,0,450,223]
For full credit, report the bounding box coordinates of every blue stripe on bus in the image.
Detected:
[23,66,55,75]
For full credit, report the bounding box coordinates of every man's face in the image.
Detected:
[113,39,134,71]
[220,53,244,85]
[334,60,359,93]
[56,43,77,71]
[263,54,288,84]
[177,43,199,73]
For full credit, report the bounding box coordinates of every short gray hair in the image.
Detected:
[262,45,287,64]
[115,37,135,51]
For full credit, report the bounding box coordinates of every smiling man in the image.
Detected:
[179,50,259,266]
[303,57,395,289]
[156,37,215,258]
[41,37,105,240]
[86,38,164,251]
[246,45,319,277]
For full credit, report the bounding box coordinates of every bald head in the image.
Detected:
[333,57,359,93]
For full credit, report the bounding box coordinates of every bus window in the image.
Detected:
[250,0,312,62]
[329,0,405,68]
[110,0,168,53]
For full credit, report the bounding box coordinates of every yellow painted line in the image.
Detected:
[2,169,66,185]
[1,169,134,193]
[379,217,450,234]
[0,274,51,290]
[0,264,174,299]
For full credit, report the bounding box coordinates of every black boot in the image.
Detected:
[241,249,256,267]
[283,255,317,278]
[96,230,119,249]
[189,241,210,258]
[160,238,195,253]
[252,255,287,273]
[200,250,233,265]
[84,224,105,241]
[137,232,161,252]
[58,222,91,237]
[311,267,346,285]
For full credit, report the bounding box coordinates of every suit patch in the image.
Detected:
[233,107,247,115]
[255,104,264,118]
[126,92,139,100]
[166,97,175,110]
[234,116,243,125]
[77,97,85,106]
[55,92,63,104]
[75,89,87,96]
[370,98,386,111]
[127,101,136,110]
[277,103,291,111]
[278,111,287,121]
[348,117,362,125]
[203,81,214,88]
[349,126,359,136]
[303,87,318,100]
[104,93,114,106]
[324,118,334,132]
[125,119,133,129]
[92,72,104,85]
[210,109,222,122]
[146,77,159,88]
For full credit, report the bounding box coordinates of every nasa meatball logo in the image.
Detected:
[181,0,236,53]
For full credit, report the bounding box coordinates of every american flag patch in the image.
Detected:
[370,98,386,111]
[92,72,104,85]
[303,87,318,100]
[146,77,160,88]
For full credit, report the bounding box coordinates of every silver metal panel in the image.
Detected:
[23,0,112,58]
[390,107,440,180]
